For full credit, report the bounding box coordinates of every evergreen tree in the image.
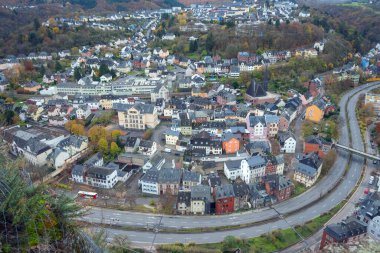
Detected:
[205,32,214,53]
[74,67,81,81]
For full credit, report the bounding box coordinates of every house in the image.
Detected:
[294,152,323,187]
[84,152,104,167]
[229,66,240,77]
[50,135,89,168]
[177,191,191,214]
[304,135,332,158]
[190,185,213,215]
[215,184,235,215]
[75,105,91,120]
[158,168,182,195]
[190,132,222,156]
[151,84,170,103]
[263,174,294,202]
[182,170,201,190]
[368,216,380,241]
[22,81,42,93]
[72,165,85,183]
[224,159,244,181]
[179,113,192,136]
[100,74,112,83]
[233,180,250,211]
[246,115,267,141]
[162,33,176,40]
[121,136,141,153]
[278,131,296,153]
[241,155,267,184]
[165,130,181,146]
[207,173,222,193]
[320,217,367,250]
[85,166,118,189]
[305,103,324,123]
[365,93,380,116]
[114,103,160,130]
[222,133,241,154]
[264,114,279,137]
[142,154,165,173]
[140,168,159,195]
[138,140,157,157]
[3,125,65,167]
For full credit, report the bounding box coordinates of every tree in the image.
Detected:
[99,63,109,77]
[275,19,280,28]
[98,138,109,154]
[110,142,121,158]
[71,124,85,136]
[111,130,123,141]
[74,67,82,81]
[33,18,41,31]
[226,19,235,29]
[55,61,63,72]
[143,129,153,140]
[189,40,198,53]
[321,150,337,176]
[71,47,79,56]
[88,125,107,143]
[205,32,214,53]
[5,97,14,103]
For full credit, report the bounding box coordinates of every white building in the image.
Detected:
[294,153,323,187]
[75,105,91,120]
[241,155,266,184]
[278,131,297,153]
[139,168,159,195]
[224,160,244,181]
[151,84,170,103]
[86,166,118,189]
[368,216,380,241]
[165,130,181,145]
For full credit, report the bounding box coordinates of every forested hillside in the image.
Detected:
[307,3,380,53]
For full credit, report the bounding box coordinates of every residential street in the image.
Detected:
[84,81,380,247]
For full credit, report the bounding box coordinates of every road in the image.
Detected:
[84,82,380,247]
[283,84,380,252]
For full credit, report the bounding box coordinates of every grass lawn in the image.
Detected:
[292,181,307,197]
[156,201,347,253]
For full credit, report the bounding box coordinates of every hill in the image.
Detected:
[0,0,184,11]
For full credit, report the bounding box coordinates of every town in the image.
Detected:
[0,0,380,252]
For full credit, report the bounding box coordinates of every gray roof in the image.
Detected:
[177,191,191,206]
[158,168,182,184]
[87,166,115,179]
[72,165,85,176]
[165,130,180,137]
[247,155,266,168]
[225,160,243,171]
[141,168,159,183]
[296,163,318,177]
[264,114,279,124]
[249,115,265,127]
[57,135,88,149]
[139,140,154,148]
[113,103,155,114]
[191,185,212,201]
[222,133,241,142]
[183,171,201,183]
[215,184,235,199]
[84,152,103,166]
[278,131,295,143]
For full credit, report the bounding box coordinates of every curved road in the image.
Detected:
[86,82,380,246]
